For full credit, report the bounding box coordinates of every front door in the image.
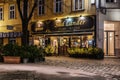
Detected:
[104,31,115,56]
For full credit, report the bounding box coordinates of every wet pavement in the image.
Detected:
[0,56,120,80]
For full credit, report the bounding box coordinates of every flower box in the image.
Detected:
[3,56,20,64]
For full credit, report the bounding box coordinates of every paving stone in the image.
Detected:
[39,57,120,79]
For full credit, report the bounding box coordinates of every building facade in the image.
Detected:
[0,0,34,46]
[31,0,96,55]
[96,0,120,56]
[0,0,97,55]
[0,0,22,45]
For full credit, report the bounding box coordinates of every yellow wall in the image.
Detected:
[0,2,22,32]
[33,0,96,21]
[0,0,96,45]
[3,38,8,45]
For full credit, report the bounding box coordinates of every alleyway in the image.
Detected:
[0,56,120,80]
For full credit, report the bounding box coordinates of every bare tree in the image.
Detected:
[16,0,37,46]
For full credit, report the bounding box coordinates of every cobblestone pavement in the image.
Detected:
[38,56,120,80]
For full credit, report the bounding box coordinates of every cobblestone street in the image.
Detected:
[40,57,120,80]
[0,56,120,80]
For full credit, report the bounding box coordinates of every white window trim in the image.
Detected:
[0,7,3,20]
[72,0,84,11]
[9,4,15,19]
[54,0,62,13]
[38,0,45,16]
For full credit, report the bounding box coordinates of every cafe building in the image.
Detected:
[31,15,96,54]
[30,0,96,55]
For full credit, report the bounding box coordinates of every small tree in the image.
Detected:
[16,0,38,46]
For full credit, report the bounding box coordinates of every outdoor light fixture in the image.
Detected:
[67,17,72,22]
[77,39,80,42]
[56,18,61,22]
[79,15,85,20]
[63,39,67,42]
[37,21,43,27]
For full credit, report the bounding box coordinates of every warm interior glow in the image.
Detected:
[104,24,114,31]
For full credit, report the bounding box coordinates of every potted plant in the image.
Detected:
[30,46,45,62]
[23,45,45,63]
[3,44,21,64]
[21,51,30,63]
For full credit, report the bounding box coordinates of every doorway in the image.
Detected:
[104,31,115,56]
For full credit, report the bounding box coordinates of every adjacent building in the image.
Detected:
[96,0,120,56]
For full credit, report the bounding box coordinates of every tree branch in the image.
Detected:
[28,0,37,22]
[16,0,23,21]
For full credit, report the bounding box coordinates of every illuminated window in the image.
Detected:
[0,7,3,20]
[54,0,62,13]
[38,0,45,16]
[91,0,95,5]
[72,0,84,11]
[9,4,15,19]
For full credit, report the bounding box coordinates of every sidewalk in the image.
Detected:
[0,56,120,80]
[0,64,105,80]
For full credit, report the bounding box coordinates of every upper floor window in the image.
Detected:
[106,0,114,3]
[72,0,84,11]
[9,4,15,19]
[54,0,62,13]
[38,0,45,16]
[0,7,3,20]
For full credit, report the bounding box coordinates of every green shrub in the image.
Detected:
[67,47,104,59]
[3,44,21,56]
[21,45,45,62]
[2,44,45,63]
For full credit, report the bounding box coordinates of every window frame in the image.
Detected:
[9,4,15,19]
[72,0,84,11]
[54,0,62,13]
[38,0,45,16]
[0,6,3,20]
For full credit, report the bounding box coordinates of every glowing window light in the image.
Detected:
[66,17,72,22]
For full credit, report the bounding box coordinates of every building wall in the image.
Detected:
[0,0,96,46]
[0,1,21,31]
[33,0,96,21]
[0,1,34,45]
[0,1,22,45]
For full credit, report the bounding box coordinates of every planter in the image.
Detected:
[3,56,21,64]
[23,58,29,63]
